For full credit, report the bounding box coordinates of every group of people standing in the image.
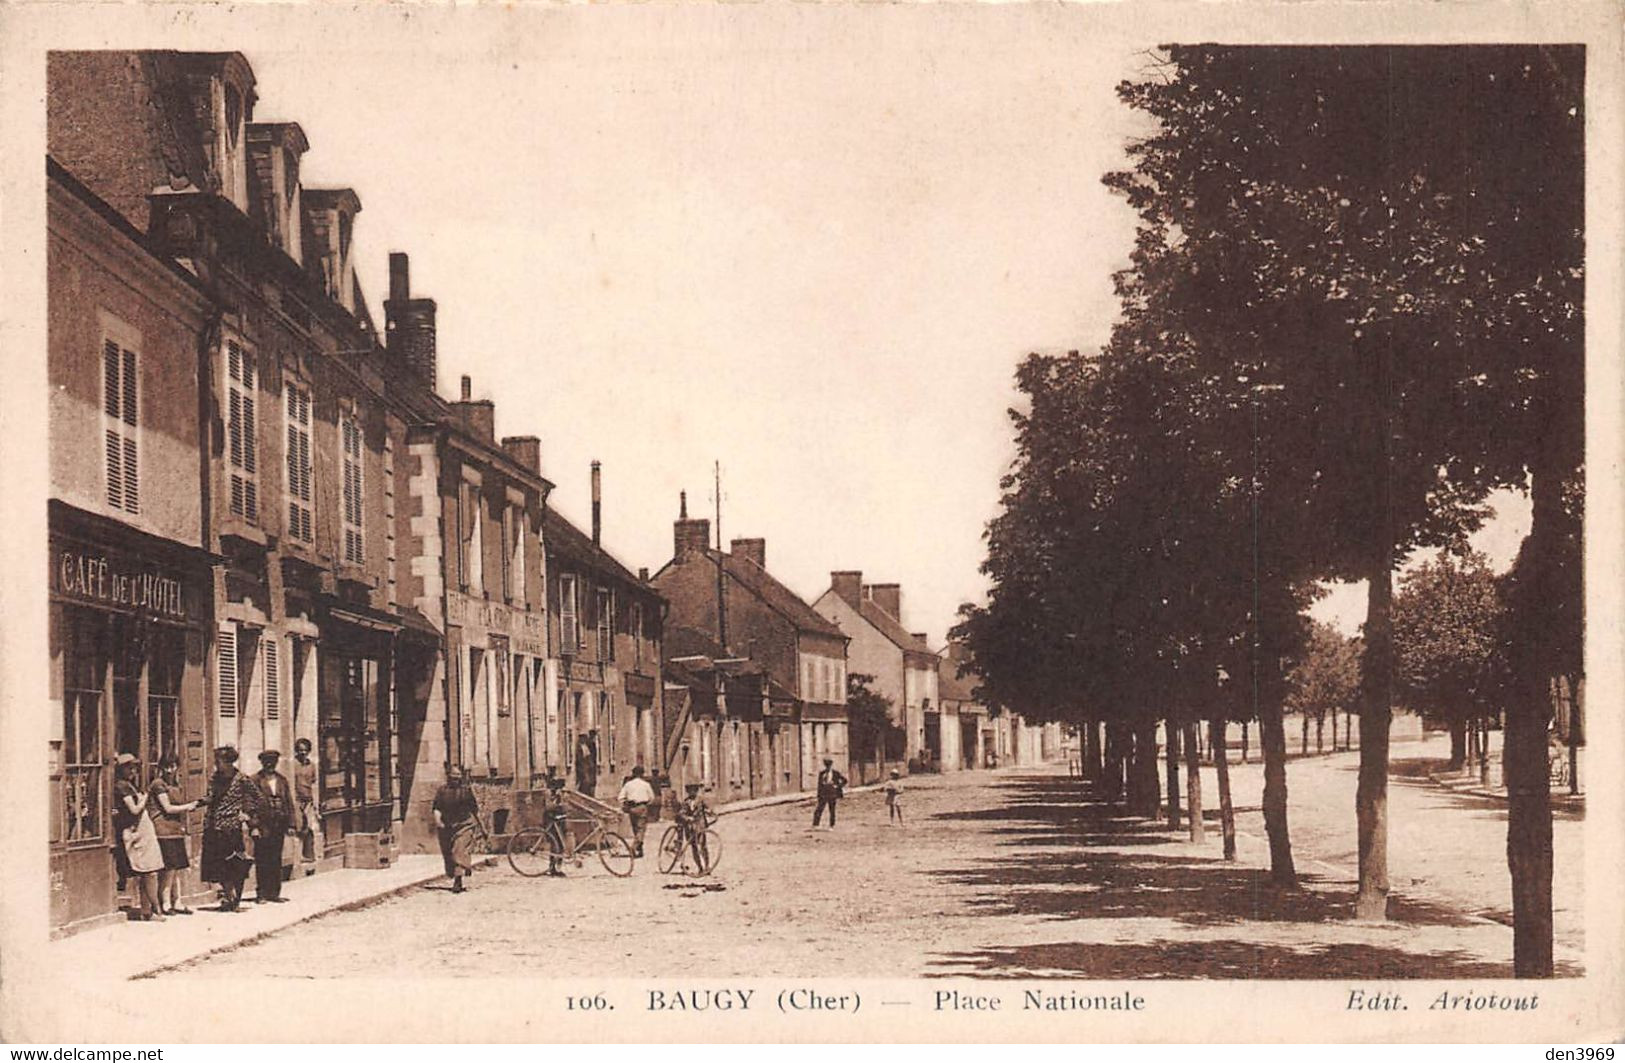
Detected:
[112,740,320,919]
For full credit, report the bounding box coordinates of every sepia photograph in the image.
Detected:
[0,0,1620,1046]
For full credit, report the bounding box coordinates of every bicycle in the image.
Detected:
[657,815,722,877]
[507,810,636,878]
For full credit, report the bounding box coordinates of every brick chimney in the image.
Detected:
[384,251,438,390]
[731,538,765,569]
[591,461,602,546]
[673,491,711,558]
[501,435,541,475]
[830,571,862,608]
[451,373,495,444]
[911,632,929,649]
[865,583,902,620]
[246,122,307,263]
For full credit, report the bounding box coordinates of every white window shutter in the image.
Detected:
[217,623,239,756]
[263,636,281,721]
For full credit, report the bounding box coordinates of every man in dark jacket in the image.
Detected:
[248,749,296,902]
[812,758,847,829]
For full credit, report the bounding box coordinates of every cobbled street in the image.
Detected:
[163,738,1582,980]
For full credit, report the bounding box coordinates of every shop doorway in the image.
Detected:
[320,650,394,844]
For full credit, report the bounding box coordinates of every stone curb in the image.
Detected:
[127,855,498,980]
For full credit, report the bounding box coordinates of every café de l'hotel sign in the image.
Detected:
[55,547,190,621]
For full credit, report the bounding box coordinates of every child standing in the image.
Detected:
[885,769,904,825]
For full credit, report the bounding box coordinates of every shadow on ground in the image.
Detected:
[925,774,1579,979]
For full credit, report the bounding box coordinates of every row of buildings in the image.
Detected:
[44,49,1061,936]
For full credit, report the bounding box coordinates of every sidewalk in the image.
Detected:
[1426,766,1586,810]
[54,854,484,981]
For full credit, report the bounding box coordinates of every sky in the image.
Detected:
[244,7,1531,647]
[245,6,1151,647]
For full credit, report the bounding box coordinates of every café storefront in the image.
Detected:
[48,506,212,933]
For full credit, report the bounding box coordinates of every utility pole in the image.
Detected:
[714,460,728,650]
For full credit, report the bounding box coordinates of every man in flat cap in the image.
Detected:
[248,749,296,902]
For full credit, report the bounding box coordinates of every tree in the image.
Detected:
[845,673,899,777]
[1108,47,1578,928]
[1286,622,1363,756]
[1392,550,1504,768]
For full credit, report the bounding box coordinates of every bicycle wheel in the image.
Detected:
[507,827,553,878]
[597,831,636,877]
[657,825,684,874]
[688,829,722,877]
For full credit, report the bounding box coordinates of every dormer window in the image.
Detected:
[224,85,243,149]
[283,148,299,206]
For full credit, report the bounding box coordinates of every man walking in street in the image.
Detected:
[812,757,847,829]
[248,750,295,903]
[618,765,655,857]
[575,733,598,797]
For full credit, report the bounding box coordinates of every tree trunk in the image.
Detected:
[1345,712,1352,750]
[1330,704,1338,751]
[1103,722,1127,803]
[1257,692,1296,885]
[1355,554,1395,921]
[1165,720,1182,830]
[1505,466,1563,977]
[1183,721,1204,844]
[1086,719,1104,780]
[1211,719,1236,860]
[1301,712,1309,755]
[1449,717,1468,771]
[1241,721,1250,763]
[1315,713,1325,754]
[1131,721,1161,818]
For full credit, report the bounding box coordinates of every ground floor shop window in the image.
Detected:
[321,650,393,834]
[58,609,108,845]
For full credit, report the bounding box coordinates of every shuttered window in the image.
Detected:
[560,574,579,653]
[341,414,364,564]
[225,340,258,522]
[216,622,239,748]
[500,506,515,602]
[102,338,139,514]
[597,588,613,661]
[285,384,313,543]
[263,636,281,722]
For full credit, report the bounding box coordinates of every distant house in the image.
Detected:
[812,572,940,770]
[937,638,991,771]
[660,625,799,803]
[542,466,666,801]
[650,494,850,795]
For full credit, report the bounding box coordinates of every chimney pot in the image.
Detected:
[460,375,472,402]
[591,461,602,545]
[389,251,410,303]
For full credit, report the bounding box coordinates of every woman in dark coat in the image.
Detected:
[431,767,481,893]
[200,746,254,911]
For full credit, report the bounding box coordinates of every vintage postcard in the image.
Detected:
[0,0,1620,1045]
